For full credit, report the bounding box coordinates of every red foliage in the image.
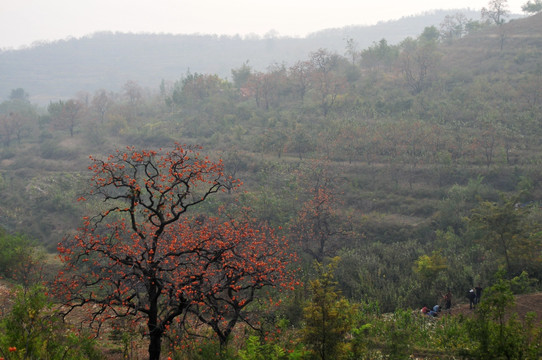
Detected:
[187,215,295,345]
[53,144,294,360]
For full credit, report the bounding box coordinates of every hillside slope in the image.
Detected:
[451,293,542,324]
[0,9,482,104]
[441,12,542,75]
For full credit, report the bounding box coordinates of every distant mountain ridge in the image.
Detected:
[0,9,508,104]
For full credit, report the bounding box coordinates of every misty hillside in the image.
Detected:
[441,11,542,75]
[1,7,542,358]
[0,9,484,104]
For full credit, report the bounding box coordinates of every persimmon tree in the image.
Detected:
[54,144,234,360]
[309,48,345,116]
[288,60,312,104]
[293,187,338,262]
[482,0,509,25]
[47,99,82,137]
[91,89,112,125]
[186,215,294,347]
[291,164,347,262]
[398,34,440,94]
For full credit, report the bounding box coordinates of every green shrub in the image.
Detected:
[0,285,100,360]
[0,230,42,285]
[509,271,538,294]
[238,336,308,360]
[466,274,542,359]
[40,140,78,160]
[302,258,356,360]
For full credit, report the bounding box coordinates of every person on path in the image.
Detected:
[467,288,476,309]
[443,289,452,310]
[421,306,430,315]
[421,306,437,317]
[475,284,483,305]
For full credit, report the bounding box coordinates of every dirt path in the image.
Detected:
[449,292,542,323]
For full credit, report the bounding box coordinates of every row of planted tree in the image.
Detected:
[1,53,541,248]
[2,18,542,164]
[0,143,540,359]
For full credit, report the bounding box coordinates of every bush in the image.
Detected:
[0,285,100,360]
[0,230,42,286]
[40,140,78,160]
[238,336,308,360]
[466,274,542,359]
[509,271,539,294]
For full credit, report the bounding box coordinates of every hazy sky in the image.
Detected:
[0,0,525,49]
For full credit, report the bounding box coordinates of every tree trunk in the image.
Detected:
[148,283,163,360]
[148,330,162,360]
[500,233,512,276]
